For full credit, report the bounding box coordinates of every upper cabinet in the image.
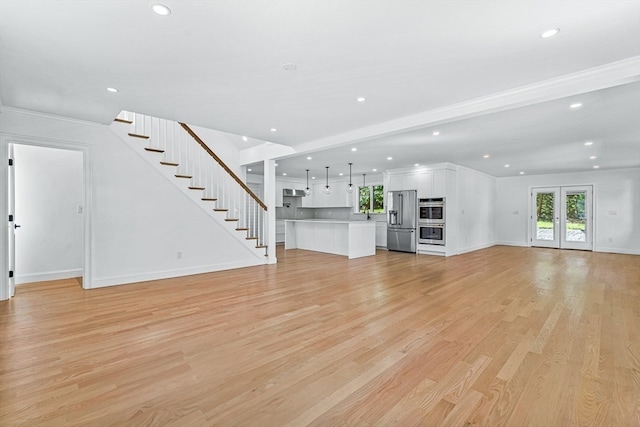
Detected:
[386,164,454,199]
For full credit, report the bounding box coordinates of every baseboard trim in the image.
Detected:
[457,241,496,255]
[594,246,640,256]
[16,269,83,285]
[496,241,529,247]
[90,259,266,289]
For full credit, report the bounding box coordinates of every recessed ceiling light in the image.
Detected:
[275,163,278,167]
[593,165,600,169]
[339,173,344,176]
[247,168,252,172]
[152,4,171,15]
[311,176,316,180]
[519,171,525,175]
[414,163,420,167]
[505,164,510,168]
[387,157,393,160]
[570,103,583,109]
[372,169,377,172]
[106,87,118,93]
[242,136,248,142]
[357,97,366,102]
[483,154,490,158]
[283,173,287,176]
[584,141,593,146]
[433,131,440,136]
[307,156,312,160]
[590,156,597,160]
[351,148,357,152]
[270,128,277,132]
[541,28,560,38]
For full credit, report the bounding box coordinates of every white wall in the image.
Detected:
[14,145,83,283]
[457,166,497,254]
[0,108,267,294]
[188,124,245,177]
[496,168,640,254]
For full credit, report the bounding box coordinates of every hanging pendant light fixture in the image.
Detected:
[323,166,332,195]
[304,169,311,196]
[362,173,366,187]
[346,162,354,193]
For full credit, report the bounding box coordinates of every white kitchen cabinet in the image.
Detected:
[375,221,387,247]
[432,169,446,197]
[276,219,285,243]
[387,174,405,192]
[403,173,421,192]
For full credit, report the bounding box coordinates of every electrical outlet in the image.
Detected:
[177,251,183,259]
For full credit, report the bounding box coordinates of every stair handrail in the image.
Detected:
[179,123,267,211]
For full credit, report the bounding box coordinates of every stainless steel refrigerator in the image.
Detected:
[387,190,417,253]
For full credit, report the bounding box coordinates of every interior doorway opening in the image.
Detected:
[6,140,90,299]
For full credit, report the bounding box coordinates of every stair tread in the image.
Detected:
[246,237,258,240]
[160,161,179,166]
[188,186,205,190]
[225,218,239,222]
[128,133,150,139]
[175,175,193,179]
[144,147,164,153]
[201,198,217,201]
[213,209,228,212]
[235,228,249,231]
[256,245,267,249]
[114,118,133,124]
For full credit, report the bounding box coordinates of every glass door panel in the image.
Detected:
[532,188,559,248]
[561,186,592,250]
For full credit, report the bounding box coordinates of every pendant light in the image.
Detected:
[304,169,311,196]
[362,173,366,187]
[322,166,332,195]
[346,162,354,193]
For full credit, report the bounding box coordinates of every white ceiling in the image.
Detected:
[1,1,639,179]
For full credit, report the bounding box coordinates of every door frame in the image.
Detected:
[529,184,595,251]
[1,134,93,300]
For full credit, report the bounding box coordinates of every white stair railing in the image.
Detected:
[116,111,268,253]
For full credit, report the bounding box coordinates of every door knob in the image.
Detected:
[14,224,21,229]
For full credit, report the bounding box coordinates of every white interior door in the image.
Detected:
[531,185,593,250]
[8,144,16,297]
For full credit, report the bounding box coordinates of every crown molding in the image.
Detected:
[1,106,102,127]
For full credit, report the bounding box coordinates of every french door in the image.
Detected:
[531,186,593,250]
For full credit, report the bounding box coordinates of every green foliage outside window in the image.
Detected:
[359,185,385,213]
[372,185,384,213]
[359,186,370,212]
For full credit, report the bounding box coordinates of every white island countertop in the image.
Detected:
[284,220,376,259]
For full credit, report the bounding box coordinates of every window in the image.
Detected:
[358,184,384,213]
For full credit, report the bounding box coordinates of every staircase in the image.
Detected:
[110,111,268,259]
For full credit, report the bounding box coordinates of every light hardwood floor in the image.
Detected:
[1,245,639,426]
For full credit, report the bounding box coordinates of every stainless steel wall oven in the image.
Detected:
[418,223,445,245]
[418,198,445,222]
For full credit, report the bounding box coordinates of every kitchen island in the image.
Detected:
[284,219,376,259]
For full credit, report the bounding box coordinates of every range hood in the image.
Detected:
[283,189,306,197]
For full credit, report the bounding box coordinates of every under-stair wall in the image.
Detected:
[110,111,268,259]
[0,107,270,293]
